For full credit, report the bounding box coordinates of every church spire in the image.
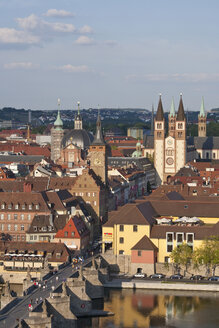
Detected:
[92,107,105,145]
[150,104,154,135]
[176,93,185,121]
[155,94,164,121]
[199,97,206,118]
[74,101,82,129]
[54,98,63,130]
[170,97,175,117]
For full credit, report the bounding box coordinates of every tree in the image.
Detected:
[170,243,193,275]
[193,236,219,276]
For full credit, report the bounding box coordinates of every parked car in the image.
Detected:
[190,275,204,281]
[208,276,219,282]
[170,274,183,280]
[149,273,166,279]
[133,273,146,278]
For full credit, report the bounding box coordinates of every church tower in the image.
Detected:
[89,110,107,184]
[168,98,176,138]
[74,101,83,130]
[51,98,64,162]
[175,94,186,172]
[154,95,165,184]
[198,97,206,137]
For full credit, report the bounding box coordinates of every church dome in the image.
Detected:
[61,129,93,149]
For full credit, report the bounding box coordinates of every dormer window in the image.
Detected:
[29,204,32,210]
[22,204,26,210]
[42,227,47,232]
[15,204,19,210]
[1,203,5,210]
[33,226,37,231]
[8,203,12,210]
[35,204,39,210]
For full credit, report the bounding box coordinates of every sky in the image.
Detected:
[0,0,219,112]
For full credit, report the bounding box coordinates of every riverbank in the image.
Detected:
[104,279,219,292]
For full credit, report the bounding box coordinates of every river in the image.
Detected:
[79,288,219,328]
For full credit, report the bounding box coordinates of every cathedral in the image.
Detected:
[51,100,93,167]
[143,95,219,184]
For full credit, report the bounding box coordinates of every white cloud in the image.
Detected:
[17,14,76,34]
[0,27,39,45]
[75,36,95,45]
[126,73,219,83]
[78,25,93,34]
[57,64,91,73]
[4,62,35,69]
[44,9,74,18]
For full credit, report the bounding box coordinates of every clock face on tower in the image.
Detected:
[166,157,174,165]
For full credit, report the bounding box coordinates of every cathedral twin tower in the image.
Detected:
[154,95,206,184]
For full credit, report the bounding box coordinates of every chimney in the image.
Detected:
[23,182,32,192]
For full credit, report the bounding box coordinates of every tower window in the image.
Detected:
[157,123,162,129]
[178,132,183,138]
[178,123,183,129]
[157,132,162,138]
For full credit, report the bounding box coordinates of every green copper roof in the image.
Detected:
[169,97,175,117]
[199,97,206,118]
[54,110,63,129]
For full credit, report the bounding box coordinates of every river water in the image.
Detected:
[80,288,219,328]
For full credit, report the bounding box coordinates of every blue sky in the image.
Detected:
[0,0,219,111]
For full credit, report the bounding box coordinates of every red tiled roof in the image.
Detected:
[55,215,89,239]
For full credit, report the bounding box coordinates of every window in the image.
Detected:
[165,256,170,263]
[17,235,20,241]
[213,153,216,159]
[36,204,39,210]
[64,231,68,237]
[119,250,124,255]
[34,235,37,240]
[1,224,4,231]
[29,204,32,210]
[178,123,183,129]
[133,225,138,232]
[20,214,24,220]
[94,201,97,206]
[42,227,47,231]
[30,235,33,241]
[27,214,31,220]
[8,203,12,210]
[157,123,162,129]
[138,250,142,257]
[14,224,18,231]
[15,204,19,210]
[166,232,174,253]
[1,214,4,220]
[178,132,183,138]
[186,233,194,251]
[22,204,26,210]
[8,224,11,231]
[119,225,124,232]
[14,214,18,220]
[56,253,61,259]
[176,233,184,246]
[184,205,188,209]
[7,214,11,220]
[21,225,24,231]
[1,203,5,209]
[119,237,124,244]
[33,226,37,232]
[157,132,162,138]
[71,231,75,237]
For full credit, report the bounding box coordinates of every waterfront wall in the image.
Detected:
[104,279,219,292]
